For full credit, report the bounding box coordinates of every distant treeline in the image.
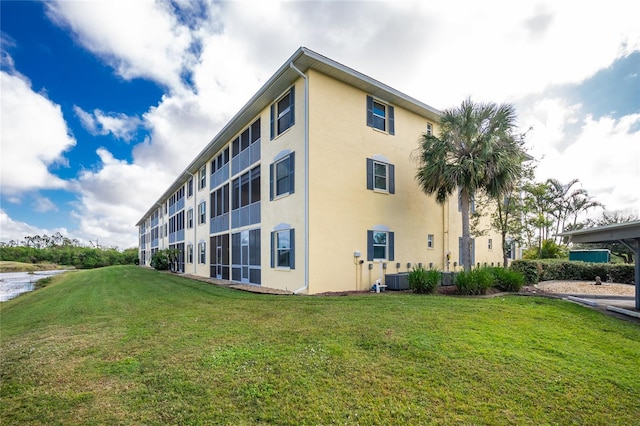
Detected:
[0,233,138,269]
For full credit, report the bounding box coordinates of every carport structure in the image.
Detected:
[561,220,640,310]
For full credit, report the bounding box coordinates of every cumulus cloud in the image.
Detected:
[74,106,143,141]
[525,101,640,214]
[0,71,76,194]
[32,196,58,213]
[45,0,196,92]
[0,209,70,244]
[69,148,175,248]
[46,0,192,89]
[5,0,637,248]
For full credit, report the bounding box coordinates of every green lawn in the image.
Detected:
[1,266,639,425]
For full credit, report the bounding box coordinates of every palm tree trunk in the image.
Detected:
[502,231,509,268]
[460,188,472,271]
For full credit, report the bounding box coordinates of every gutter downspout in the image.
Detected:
[290,63,309,295]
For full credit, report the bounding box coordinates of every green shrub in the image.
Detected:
[455,267,494,295]
[150,250,170,270]
[408,266,440,294]
[510,259,634,284]
[491,267,525,292]
[510,260,540,285]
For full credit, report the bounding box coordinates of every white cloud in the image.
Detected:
[45,0,195,92]
[0,209,70,244]
[0,71,76,194]
[562,114,640,214]
[69,148,175,248]
[525,100,640,214]
[73,106,143,141]
[32,196,58,213]
[8,0,637,249]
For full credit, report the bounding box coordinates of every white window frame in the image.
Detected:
[187,244,193,264]
[275,230,292,268]
[276,90,294,136]
[198,242,206,264]
[187,209,193,229]
[488,238,493,250]
[275,156,292,197]
[427,234,434,249]
[198,202,206,225]
[426,123,433,136]
[198,166,206,190]
[372,100,387,132]
[372,231,388,261]
[373,161,388,192]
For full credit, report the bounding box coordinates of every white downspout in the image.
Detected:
[290,63,309,294]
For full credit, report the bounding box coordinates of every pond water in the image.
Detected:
[0,270,67,302]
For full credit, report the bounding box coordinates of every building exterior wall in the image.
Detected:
[137,48,508,294]
[305,70,446,293]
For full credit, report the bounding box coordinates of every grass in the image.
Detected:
[0,260,67,273]
[1,266,639,425]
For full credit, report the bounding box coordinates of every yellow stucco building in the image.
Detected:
[137,47,508,294]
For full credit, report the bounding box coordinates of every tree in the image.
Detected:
[581,211,638,263]
[416,98,527,271]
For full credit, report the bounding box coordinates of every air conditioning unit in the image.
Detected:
[385,273,409,291]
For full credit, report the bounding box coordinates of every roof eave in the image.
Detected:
[136,47,442,226]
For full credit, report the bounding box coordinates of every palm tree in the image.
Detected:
[416,98,526,271]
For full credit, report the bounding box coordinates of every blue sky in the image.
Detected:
[1,0,639,249]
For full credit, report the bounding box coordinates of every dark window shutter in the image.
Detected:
[270,104,275,140]
[289,86,295,128]
[289,229,295,269]
[289,152,295,194]
[270,231,275,268]
[388,164,395,194]
[458,237,463,265]
[388,105,395,135]
[367,230,374,261]
[269,163,274,200]
[366,95,374,128]
[388,232,395,261]
[366,158,373,190]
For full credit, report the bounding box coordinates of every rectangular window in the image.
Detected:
[270,87,295,139]
[270,153,295,199]
[366,95,395,135]
[366,158,395,193]
[373,231,387,260]
[427,234,434,249]
[198,202,206,224]
[488,238,493,250]
[199,165,206,190]
[187,244,193,264]
[374,161,387,191]
[373,101,386,131]
[198,242,206,264]
[271,229,295,269]
[187,209,193,229]
[187,178,193,198]
[367,230,395,261]
[426,123,433,136]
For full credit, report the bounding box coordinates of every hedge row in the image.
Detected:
[510,259,635,285]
